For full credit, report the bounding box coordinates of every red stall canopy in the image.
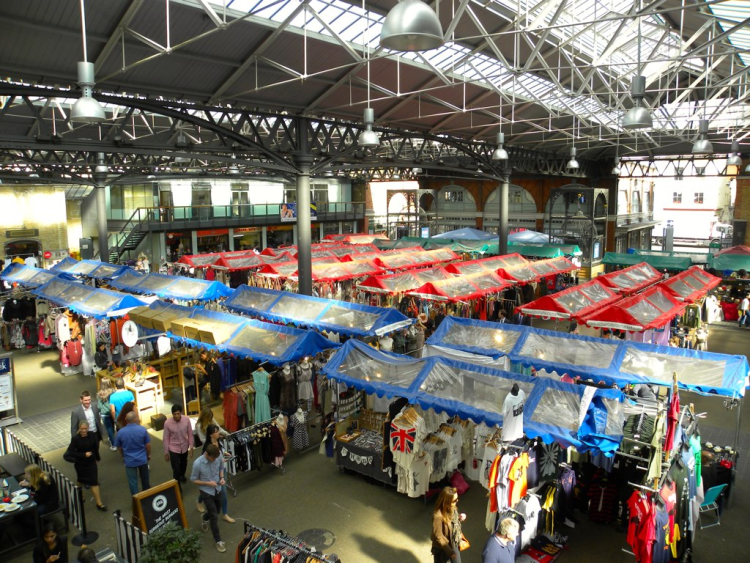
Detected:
[597,262,663,295]
[660,266,721,302]
[580,285,687,331]
[716,245,750,255]
[516,279,620,320]
[256,257,340,278]
[496,257,578,284]
[358,267,453,295]
[406,271,513,302]
[304,259,384,282]
[373,248,459,272]
[444,253,529,276]
[323,233,389,244]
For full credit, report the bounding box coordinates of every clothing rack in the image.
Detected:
[241,522,340,562]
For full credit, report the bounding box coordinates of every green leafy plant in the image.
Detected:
[138,521,202,563]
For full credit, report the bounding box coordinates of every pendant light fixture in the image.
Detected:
[492,94,508,161]
[611,158,621,176]
[566,147,579,169]
[727,140,742,166]
[692,28,715,155]
[380,0,444,52]
[622,1,652,130]
[358,4,380,149]
[71,0,106,123]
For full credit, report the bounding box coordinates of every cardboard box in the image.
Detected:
[151,310,182,332]
[198,322,237,345]
[166,316,194,338]
[150,413,167,431]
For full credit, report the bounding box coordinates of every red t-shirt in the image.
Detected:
[627,491,656,563]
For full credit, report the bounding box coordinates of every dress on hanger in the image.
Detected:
[290,412,309,450]
[279,366,296,412]
[297,361,314,403]
[253,369,272,424]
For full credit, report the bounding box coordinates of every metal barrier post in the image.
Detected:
[71,487,99,546]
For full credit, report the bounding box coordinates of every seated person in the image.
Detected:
[20,463,59,516]
[76,547,98,563]
[33,522,68,563]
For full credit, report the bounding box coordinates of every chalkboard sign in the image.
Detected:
[132,479,188,534]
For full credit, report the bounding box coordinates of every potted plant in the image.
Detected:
[138,521,202,563]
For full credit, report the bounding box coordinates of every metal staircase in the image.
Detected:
[109,208,150,263]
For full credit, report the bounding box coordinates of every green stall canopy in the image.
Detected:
[602,252,692,271]
[709,253,750,273]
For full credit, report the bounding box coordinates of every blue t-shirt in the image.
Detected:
[481,535,515,563]
[114,423,150,467]
[110,389,135,417]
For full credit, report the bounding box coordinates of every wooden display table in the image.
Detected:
[96,369,164,417]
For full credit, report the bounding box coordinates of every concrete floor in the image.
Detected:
[4,322,750,563]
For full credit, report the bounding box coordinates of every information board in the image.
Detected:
[132,480,188,534]
[0,353,19,426]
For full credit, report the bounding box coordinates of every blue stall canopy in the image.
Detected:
[224,285,413,337]
[130,301,338,366]
[32,278,147,319]
[323,340,624,454]
[110,272,232,301]
[50,259,132,279]
[427,316,749,397]
[0,264,76,288]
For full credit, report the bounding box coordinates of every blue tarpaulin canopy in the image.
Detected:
[427,316,749,397]
[132,301,338,366]
[0,264,76,288]
[323,339,624,454]
[110,272,232,301]
[224,286,413,337]
[50,259,132,279]
[32,278,147,319]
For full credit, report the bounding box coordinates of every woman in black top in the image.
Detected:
[20,463,59,516]
[33,522,68,563]
[66,420,106,511]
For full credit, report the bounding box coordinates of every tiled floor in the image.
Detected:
[12,404,77,454]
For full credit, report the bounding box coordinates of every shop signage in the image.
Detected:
[43,251,52,259]
[197,229,229,237]
[280,202,317,223]
[234,227,260,233]
[5,229,39,238]
[132,480,187,534]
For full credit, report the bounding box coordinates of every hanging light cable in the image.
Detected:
[71,0,106,123]
[492,91,508,161]
[692,28,714,155]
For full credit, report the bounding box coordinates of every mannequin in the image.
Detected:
[291,406,309,451]
[502,384,526,442]
[378,334,394,353]
[297,358,314,412]
[279,363,297,412]
[270,414,289,473]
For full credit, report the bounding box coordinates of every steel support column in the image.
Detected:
[93,153,109,262]
[295,122,314,296]
[498,173,510,255]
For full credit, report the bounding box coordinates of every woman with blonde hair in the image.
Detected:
[20,463,59,516]
[195,405,228,445]
[431,486,466,563]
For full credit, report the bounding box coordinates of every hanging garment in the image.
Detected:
[253,369,272,424]
[502,390,526,442]
[297,361,314,402]
[278,366,297,412]
[66,340,83,366]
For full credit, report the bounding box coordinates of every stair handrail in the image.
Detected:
[110,207,151,259]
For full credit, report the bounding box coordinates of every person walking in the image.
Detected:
[202,424,234,523]
[163,404,193,485]
[70,391,105,442]
[739,294,750,328]
[109,378,135,421]
[66,420,107,511]
[190,444,227,553]
[481,517,519,563]
[431,486,466,563]
[114,411,151,496]
[116,401,138,431]
[96,381,117,451]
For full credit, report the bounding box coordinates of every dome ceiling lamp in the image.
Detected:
[70,0,106,123]
[358,3,380,149]
[692,28,715,155]
[380,0,444,52]
[726,140,742,166]
[622,0,652,130]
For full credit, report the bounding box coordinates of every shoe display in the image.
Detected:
[222,514,235,523]
[201,518,209,532]
[197,501,205,513]
[216,541,226,553]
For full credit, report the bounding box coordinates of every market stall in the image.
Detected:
[50,259,133,280]
[0,264,75,288]
[406,271,513,303]
[109,272,233,302]
[596,262,663,295]
[323,233,389,244]
[661,266,722,302]
[602,252,693,271]
[578,285,687,332]
[427,316,748,396]
[516,278,620,320]
[224,285,413,338]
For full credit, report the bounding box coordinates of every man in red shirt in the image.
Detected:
[163,404,193,484]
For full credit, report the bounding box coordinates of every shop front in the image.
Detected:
[196,228,229,254]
